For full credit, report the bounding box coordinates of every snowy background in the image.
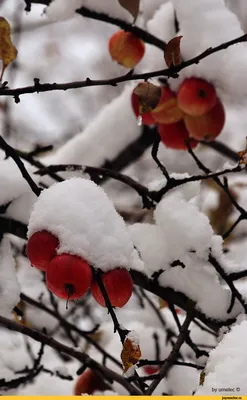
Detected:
[0,0,247,395]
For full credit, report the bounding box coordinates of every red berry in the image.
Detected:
[158,120,198,150]
[144,365,160,375]
[109,30,145,69]
[177,77,217,116]
[91,268,133,308]
[26,230,59,271]
[184,97,225,142]
[46,254,92,300]
[74,369,107,395]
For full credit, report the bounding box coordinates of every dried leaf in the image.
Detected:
[0,17,17,80]
[159,298,168,309]
[121,337,141,374]
[164,36,183,68]
[0,17,17,81]
[83,330,103,353]
[207,183,237,237]
[238,137,247,165]
[199,369,206,386]
[134,82,162,115]
[118,0,140,22]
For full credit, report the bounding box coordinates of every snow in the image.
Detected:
[196,320,247,395]
[46,0,134,23]
[154,191,214,261]
[129,189,247,321]
[170,0,247,106]
[0,159,36,207]
[167,365,200,395]
[148,172,201,202]
[225,0,247,33]
[27,178,134,271]
[125,330,140,349]
[42,83,141,168]
[138,2,175,74]
[2,0,247,396]
[0,238,21,318]
[45,0,84,21]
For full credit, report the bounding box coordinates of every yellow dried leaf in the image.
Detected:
[118,0,140,22]
[0,17,17,81]
[164,36,183,68]
[121,337,141,374]
[199,369,206,386]
[238,138,247,165]
[134,82,162,115]
[159,298,168,309]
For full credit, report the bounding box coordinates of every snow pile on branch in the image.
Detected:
[0,158,37,224]
[225,0,247,33]
[46,0,134,22]
[196,319,247,395]
[0,238,21,317]
[170,0,247,103]
[139,2,175,71]
[28,178,134,271]
[129,188,244,320]
[45,0,84,20]
[0,159,35,207]
[43,84,140,167]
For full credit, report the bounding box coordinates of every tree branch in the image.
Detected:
[24,1,166,49]
[0,135,41,197]
[1,33,247,100]
[145,311,194,394]
[0,315,141,395]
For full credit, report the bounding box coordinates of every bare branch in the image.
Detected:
[0,315,141,395]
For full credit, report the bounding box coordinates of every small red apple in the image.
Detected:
[151,86,183,124]
[131,91,155,125]
[177,77,217,116]
[184,98,225,141]
[46,254,92,300]
[91,268,133,308]
[74,368,108,395]
[26,230,59,271]
[144,365,160,375]
[109,30,145,69]
[158,120,198,150]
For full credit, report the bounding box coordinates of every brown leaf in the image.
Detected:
[164,36,183,68]
[238,137,247,165]
[121,336,141,374]
[118,0,140,22]
[159,298,168,309]
[134,82,162,115]
[199,370,206,386]
[0,17,17,81]
[207,182,237,237]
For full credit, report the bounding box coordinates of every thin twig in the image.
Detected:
[0,135,41,196]
[145,311,194,395]
[0,315,141,395]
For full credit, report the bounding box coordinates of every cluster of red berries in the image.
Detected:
[107,30,225,149]
[26,230,133,307]
[132,77,225,149]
